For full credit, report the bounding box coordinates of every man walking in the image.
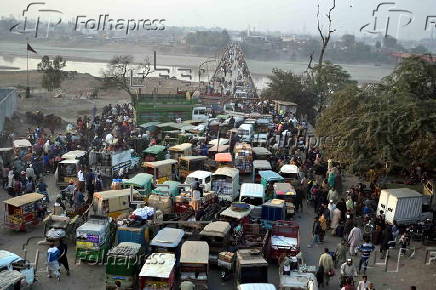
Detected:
[58,239,70,276]
[358,238,375,274]
[318,248,334,286]
[47,242,61,280]
[348,224,363,256]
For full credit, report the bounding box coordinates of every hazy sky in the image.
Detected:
[2,0,435,40]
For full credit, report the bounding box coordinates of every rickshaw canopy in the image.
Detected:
[150,227,185,248]
[157,122,184,130]
[143,145,166,155]
[123,173,153,188]
[152,181,181,195]
[169,143,192,152]
[4,193,44,207]
[215,153,233,162]
[61,150,87,160]
[180,156,208,162]
[209,145,230,153]
[180,241,209,264]
[13,139,32,148]
[139,122,160,129]
[220,206,251,220]
[252,147,272,157]
[213,167,239,178]
[259,170,284,182]
[239,283,277,290]
[187,170,212,180]
[93,189,132,200]
[274,183,296,196]
[253,160,272,170]
[200,221,231,237]
[209,139,229,146]
[139,253,175,278]
[280,164,300,174]
[143,159,178,168]
[0,251,22,268]
[240,183,265,199]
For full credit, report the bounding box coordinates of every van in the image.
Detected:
[376,188,424,225]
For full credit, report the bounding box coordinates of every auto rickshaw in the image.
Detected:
[215,153,233,168]
[273,183,296,218]
[122,173,154,200]
[239,183,266,220]
[252,147,272,160]
[3,193,46,231]
[152,181,181,196]
[76,216,116,263]
[259,170,285,200]
[143,159,178,184]
[55,159,81,189]
[168,143,192,160]
[179,156,208,181]
[234,143,253,174]
[252,160,272,183]
[148,181,181,217]
[180,241,209,289]
[208,144,230,158]
[143,145,167,162]
[91,189,131,219]
[199,221,231,261]
[235,249,269,287]
[150,227,185,261]
[0,250,35,288]
[279,164,301,188]
[13,139,32,158]
[106,242,144,290]
[139,253,176,289]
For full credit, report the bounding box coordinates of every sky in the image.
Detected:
[1,0,435,40]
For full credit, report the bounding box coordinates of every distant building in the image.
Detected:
[0,88,17,132]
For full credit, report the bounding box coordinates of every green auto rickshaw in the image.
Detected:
[122,173,154,202]
[259,170,285,200]
[106,242,144,290]
[143,145,167,162]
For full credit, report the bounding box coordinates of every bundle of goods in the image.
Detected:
[46,228,66,240]
[131,207,155,220]
[147,194,172,215]
[111,179,123,190]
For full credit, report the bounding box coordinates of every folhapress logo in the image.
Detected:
[9,2,166,38]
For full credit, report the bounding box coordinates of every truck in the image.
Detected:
[376,188,428,225]
[89,149,140,177]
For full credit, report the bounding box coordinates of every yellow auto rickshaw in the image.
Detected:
[143,159,178,184]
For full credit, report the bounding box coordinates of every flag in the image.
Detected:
[27,43,37,54]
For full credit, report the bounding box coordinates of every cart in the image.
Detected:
[264,220,300,263]
[3,193,46,231]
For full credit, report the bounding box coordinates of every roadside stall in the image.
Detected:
[252,160,272,183]
[143,145,167,162]
[215,153,233,168]
[91,189,131,219]
[143,159,178,184]
[168,143,192,160]
[235,249,269,287]
[264,220,300,263]
[150,227,185,260]
[106,242,144,289]
[234,143,253,174]
[0,251,35,288]
[139,253,176,290]
[179,156,208,180]
[279,165,301,188]
[273,183,296,218]
[252,147,272,160]
[199,221,231,261]
[76,217,116,263]
[3,193,45,231]
[212,167,240,201]
[239,183,266,220]
[180,241,209,289]
[259,170,285,200]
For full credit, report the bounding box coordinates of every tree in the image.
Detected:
[37,55,66,91]
[309,61,357,113]
[103,55,151,103]
[262,69,317,123]
[316,0,336,67]
[316,57,436,175]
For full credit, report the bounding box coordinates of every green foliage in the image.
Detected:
[316,57,436,175]
[185,30,230,52]
[262,69,317,123]
[37,55,66,91]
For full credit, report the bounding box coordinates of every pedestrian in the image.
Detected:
[392,220,400,242]
[308,217,321,247]
[85,168,95,202]
[348,224,363,256]
[380,226,393,259]
[358,238,375,274]
[58,239,70,276]
[316,265,325,287]
[335,239,348,268]
[319,214,327,242]
[357,275,371,290]
[318,248,334,286]
[340,258,357,286]
[47,242,61,280]
[331,207,342,235]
